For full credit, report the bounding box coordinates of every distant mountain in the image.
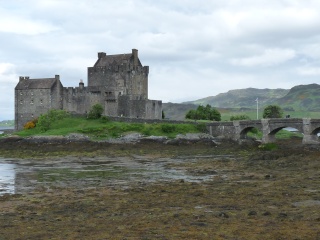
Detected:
[272,84,320,111]
[163,84,320,120]
[162,103,198,120]
[184,88,289,109]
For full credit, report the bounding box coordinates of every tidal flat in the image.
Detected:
[0,138,319,239]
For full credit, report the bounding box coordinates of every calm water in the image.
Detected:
[0,163,16,194]
[0,155,223,195]
[0,126,14,134]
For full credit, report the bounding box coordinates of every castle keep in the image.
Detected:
[15,49,162,130]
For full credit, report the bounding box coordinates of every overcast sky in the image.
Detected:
[1,0,320,121]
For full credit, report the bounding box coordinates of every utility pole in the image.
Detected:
[255,98,259,119]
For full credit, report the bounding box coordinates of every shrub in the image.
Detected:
[24,121,36,129]
[259,143,278,151]
[230,115,251,121]
[196,123,207,133]
[88,104,104,119]
[185,104,221,121]
[37,109,69,132]
[161,124,176,133]
[23,118,38,130]
[100,116,110,123]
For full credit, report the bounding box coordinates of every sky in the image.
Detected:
[1,0,320,121]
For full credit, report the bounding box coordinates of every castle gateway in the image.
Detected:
[15,49,162,130]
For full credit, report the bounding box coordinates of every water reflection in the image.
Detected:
[0,155,226,195]
[0,163,16,195]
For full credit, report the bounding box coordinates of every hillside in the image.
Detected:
[272,84,320,111]
[163,84,320,120]
[184,88,289,108]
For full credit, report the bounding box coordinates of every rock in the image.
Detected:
[218,212,229,218]
[248,210,257,216]
[263,211,271,216]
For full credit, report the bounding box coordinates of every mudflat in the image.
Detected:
[0,138,319,239]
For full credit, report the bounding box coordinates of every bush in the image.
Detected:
[230,115,251,121]
[37,109,69,132]
[161,124,176,133]
[88,104,104,119]
[24,121,35,129]
[196,123,207,133]
[259,143,278,151]
[23,118,38,130]
[100,116,110,123]
[185,104,221,121]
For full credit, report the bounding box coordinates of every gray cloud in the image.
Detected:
[1,0,320,120]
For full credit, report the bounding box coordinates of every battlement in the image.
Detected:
[88,64,149,74]
[19,76,30,81]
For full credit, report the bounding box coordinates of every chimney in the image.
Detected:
[55,75,60,81]
[132,49,138,66]
[98,52,106,58]
[79,79,84,90]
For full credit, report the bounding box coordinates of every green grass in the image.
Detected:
[16,116,202,139]
[247,129,303,140]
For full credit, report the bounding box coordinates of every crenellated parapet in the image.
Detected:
[88,64,149,74]
[19,76,30,81]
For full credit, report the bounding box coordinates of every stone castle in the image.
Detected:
[15,49,162,130]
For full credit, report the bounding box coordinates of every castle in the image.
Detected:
[15,49,162,130]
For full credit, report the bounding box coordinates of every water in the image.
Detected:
[0,126,14,134]
[0,155,222,195]
[0,163,16,194]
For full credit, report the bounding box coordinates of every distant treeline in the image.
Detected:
[0,120,14,127]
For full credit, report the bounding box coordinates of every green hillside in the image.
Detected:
[163,84,320,120]
[272,84,320,111]
[185,88,289,109]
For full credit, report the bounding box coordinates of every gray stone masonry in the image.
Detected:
[15,49,162,130]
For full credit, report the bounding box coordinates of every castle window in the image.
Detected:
[20,92,23,96]
[30,99,34,105]
[20,100,23,104]
[31,92,34,96]
[40,100,43,105]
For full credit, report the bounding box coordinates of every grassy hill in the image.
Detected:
[184,88,289,109]
[272,84,320,111]
[163,84,320,120]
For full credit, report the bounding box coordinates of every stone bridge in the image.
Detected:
[207,118,320,144]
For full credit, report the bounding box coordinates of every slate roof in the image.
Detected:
[15,78,57,90]
[94,53,142,67]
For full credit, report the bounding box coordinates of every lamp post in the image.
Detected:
[255,98,259,119]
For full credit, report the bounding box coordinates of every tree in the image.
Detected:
[88,103,104,119]
[263,105,283,118]
[185,104,221,121]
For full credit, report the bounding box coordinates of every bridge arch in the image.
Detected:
[239,126,262,140]
[207,118,320,144]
